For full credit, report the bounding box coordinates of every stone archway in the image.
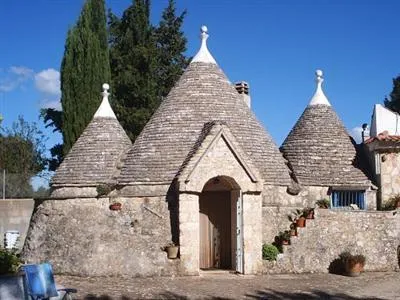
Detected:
[199,176,240,270]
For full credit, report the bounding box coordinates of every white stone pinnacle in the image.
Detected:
[308,69,331,106]
[191,25,217,65]
[94,83,117,118]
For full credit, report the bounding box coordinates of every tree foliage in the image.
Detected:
[42,0,110,170]
[61,0,111,155]
[384,76,400,113]
[0,116,47,198]
[109,0,189,141]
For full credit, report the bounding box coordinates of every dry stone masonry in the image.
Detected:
[22,26,399,277]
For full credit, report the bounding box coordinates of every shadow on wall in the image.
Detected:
[398,245,400,268]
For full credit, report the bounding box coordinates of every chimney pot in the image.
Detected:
[235,81,251,108]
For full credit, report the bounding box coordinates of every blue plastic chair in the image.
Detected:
[22,263,77,300]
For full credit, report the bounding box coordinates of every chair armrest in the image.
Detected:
[57,288,78,294]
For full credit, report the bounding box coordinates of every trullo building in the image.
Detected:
[23,27,399,277]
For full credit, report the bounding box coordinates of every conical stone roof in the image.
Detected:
[280,71,370,187]
[51,84,132,186]
[118,27,291,186]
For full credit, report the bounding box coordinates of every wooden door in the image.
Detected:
[199,191,232,269]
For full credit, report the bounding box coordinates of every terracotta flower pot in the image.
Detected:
[282,239,290,245]
[296,216,306,228]
[346,262,364,277]
[166,246,179,259]
[109,203,122,211]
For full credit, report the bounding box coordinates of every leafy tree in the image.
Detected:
[40,108,62,171]
[42,0,110,169]
[384,76,400,113]
[0,117,47,198]
[109,0,189,141]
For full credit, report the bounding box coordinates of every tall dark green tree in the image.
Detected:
[42,0,111,170]
[109,0,158,141]
[61,0,111,155]
[109,0,189,141]
[384,76,400,113]
[155,0,190,99]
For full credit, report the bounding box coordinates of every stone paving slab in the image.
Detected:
[56,272,400,300]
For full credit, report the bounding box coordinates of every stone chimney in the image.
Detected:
[235,81,250,108]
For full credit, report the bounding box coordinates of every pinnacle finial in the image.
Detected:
[191,25,217,64]
[94,83,117,118]
[308,69,331,106]
[315,69,324,85]
[102,83,110,98]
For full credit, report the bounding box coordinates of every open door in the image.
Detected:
[236,191,244,273]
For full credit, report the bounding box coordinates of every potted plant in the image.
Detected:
[109,202,122,211]
[0,247,26,299]
[303,207,314,219]
[316,199,330,209]
[288,210,306,228]
[289,223,297,236]
[278,231,291,245]
[340,252,366,277]
[162,242,179,259]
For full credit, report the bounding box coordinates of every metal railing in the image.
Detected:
[331,190,366,210]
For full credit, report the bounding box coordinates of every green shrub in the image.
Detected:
[382,194,400,210]
[0,248,22,275]
[96,183,115,197]
[262,244,279,261]
[316,199,330,208]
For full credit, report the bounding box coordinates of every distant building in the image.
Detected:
[365,104,400,208]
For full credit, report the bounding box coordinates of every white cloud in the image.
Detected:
[40,98,62,110]
[0,66,34,92]
[35,68,60,96]
[10,66,34,77]
[349,126,369,144]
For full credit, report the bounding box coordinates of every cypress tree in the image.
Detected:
[61,0,111,155]
[109,0,189,141]
[384,76,400,113]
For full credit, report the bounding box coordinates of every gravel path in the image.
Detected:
[56,271,400,299]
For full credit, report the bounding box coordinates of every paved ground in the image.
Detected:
[56,271,400,299]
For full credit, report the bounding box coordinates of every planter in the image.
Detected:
[166,246,179,259]
[305,210,314,219]
[296,216,306,228]
[282,240,290,245]
[109,203,122,211]
[345,262,364,277]
[0,272,28,300]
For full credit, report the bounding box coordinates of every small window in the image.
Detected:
[331,190,366,210]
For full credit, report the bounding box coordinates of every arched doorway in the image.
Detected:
[199,176,241,270]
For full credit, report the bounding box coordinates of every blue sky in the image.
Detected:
[1,0,400,185]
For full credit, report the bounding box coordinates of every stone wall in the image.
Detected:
[380,152,400,204]
[262,185,328,243]
[0,199,34,250]
[263,209,400,273]
[262,185,378,243]
[22,196,181,277]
